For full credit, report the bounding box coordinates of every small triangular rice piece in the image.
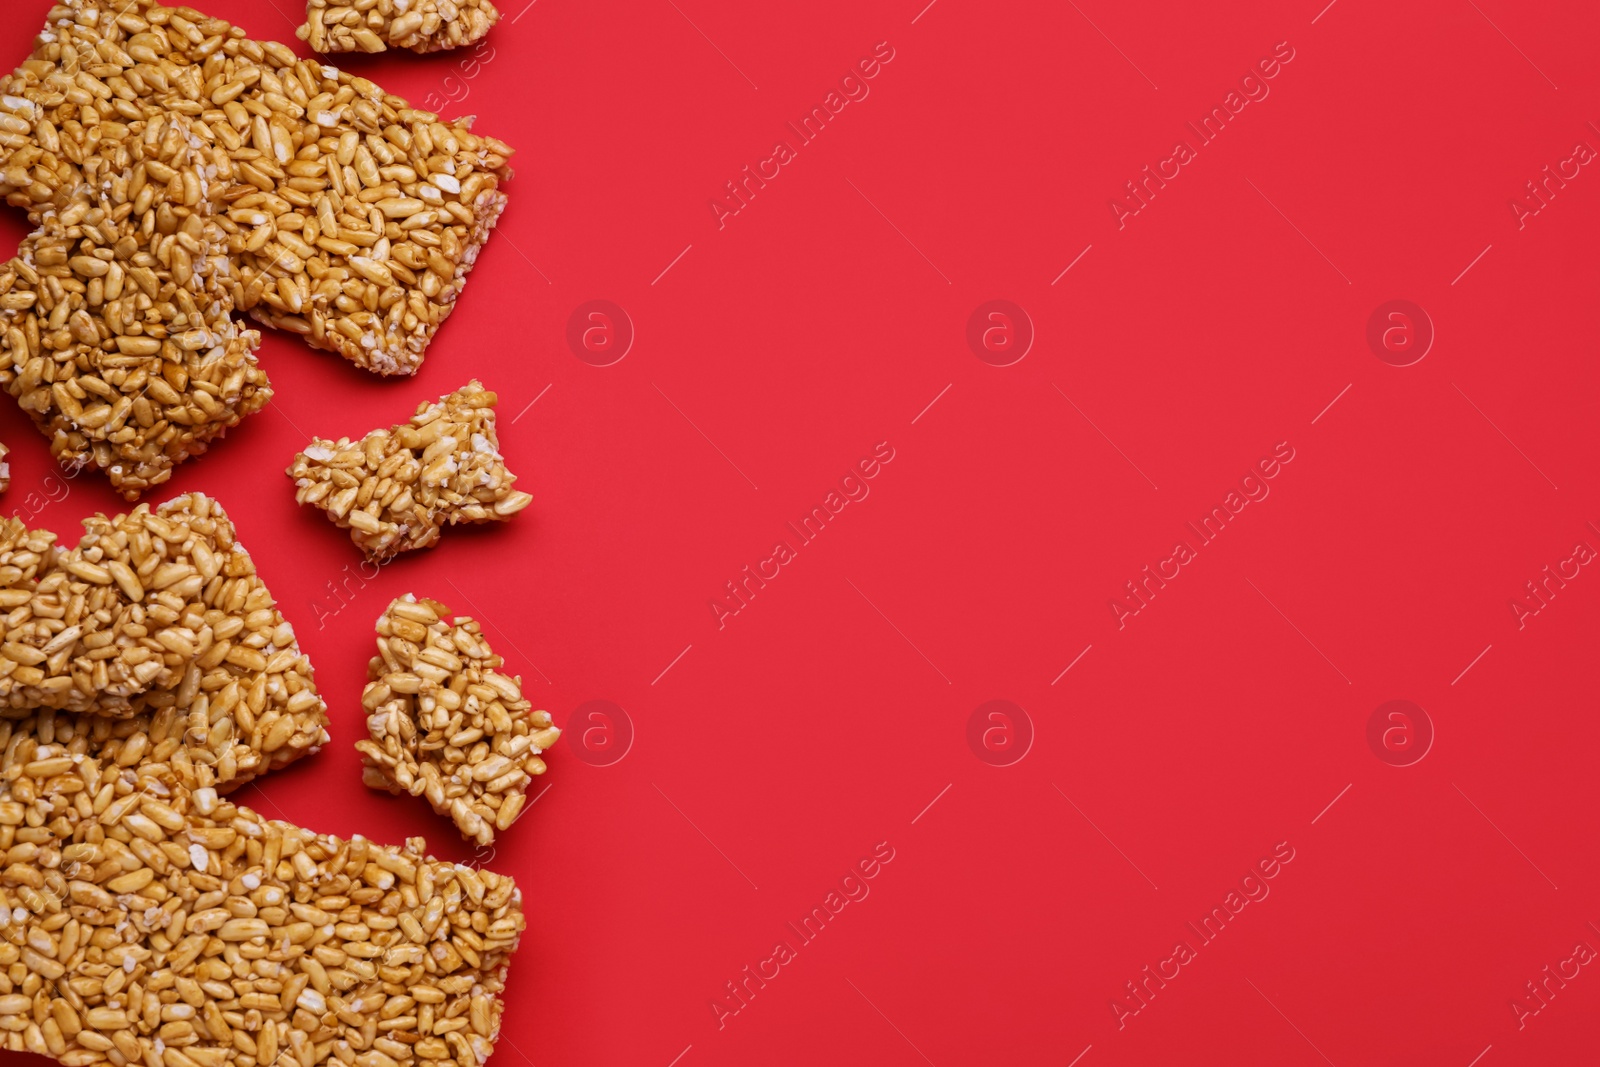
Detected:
[356,594,558,845]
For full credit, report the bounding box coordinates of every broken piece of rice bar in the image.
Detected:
[0,0,516,377]
[0,674,325,802]
[300,0,502,54]
[0,207,268,500]
[0,113,271,499]
[287,381,531,560]
[357,594,558,846]
[0,442,8,493]
[0,496,330,795]
[0,493,331,758]
[0,748,524,1067]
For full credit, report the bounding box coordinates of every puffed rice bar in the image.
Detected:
[0,748,524,1067]
[300,0,502,54]
[357,595,557,845]
[287,381,531,561]
[0,493,331,758]
[0,0,517,377]
[0,114,271,500]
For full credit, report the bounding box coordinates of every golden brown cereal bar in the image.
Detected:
[0,0,516,377]
[0,494,331,763]
[287,381,531,561]
[0,688,321,803]
[0,512,188,715]
[357,595,557,845]
[0,749,524,1067]
[0,114,271,500]
[300,0,502,54]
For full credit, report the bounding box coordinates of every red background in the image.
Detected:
[1,0,1597,1064]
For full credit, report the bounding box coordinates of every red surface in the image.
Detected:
[0,0,1597,1064]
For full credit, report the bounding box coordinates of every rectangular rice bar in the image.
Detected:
[0,0,516,377]
[0,750,524,1067]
